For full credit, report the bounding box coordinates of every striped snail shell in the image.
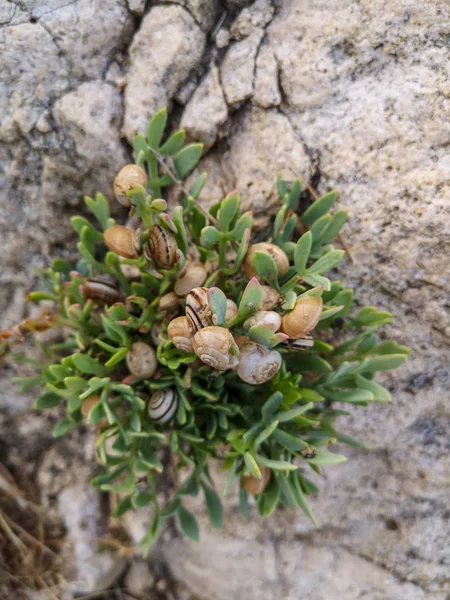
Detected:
[113,164,148,207]
[237,341,281,385]
[82,276,122,305]
[244,243,289,279]
[174,261,208,296]
[192,326,239,371]
[281,296,323,339]
[185,287,213,335]
[242,465,271,495]
[167,316,194,353]
[146,225,177,269]
[260,285,281,311]
[243,310,281,332]
[104,225,140,259]
[148,388,178,424]
[126,342,158,378]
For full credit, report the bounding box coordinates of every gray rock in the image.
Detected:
[124,5,206,141]
[220,30,264,105]
[230,0,274,40]
[163,0,221,32]
[253,42,281,107]
[125,560,155,594]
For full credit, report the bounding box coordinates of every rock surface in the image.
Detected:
[1,0,450,599]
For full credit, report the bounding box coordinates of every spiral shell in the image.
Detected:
[243,310,281,332]
[148,388,178,423]
[185,287,213,334]
[225,299,238,321]
[237,341,282,385]
[113,164,148,207]
[260,285,281,310]
[146,225,177,269]
[242,466,271,495]
[281,296,323,339]
[82,276,122,305]
[174,261,208,297]
[167,316,194,353]
[126,342,158,378]
[104,225,140,259]
[159,292,180,322]
[244,243,289,279]
[192,326,239,371]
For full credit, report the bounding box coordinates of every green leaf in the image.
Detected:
[208,287,228,326]
[302,191,338,224]
[35,393,61,410]
[355,374,391,402]
[231,278,263,324]
[219,192,240,231]
[323,388,373,404]
[172,206,189,256]
[255,454,297,471]
[317,210,347,244]
[100,315,128,346]
[303,274,331,291]
[178,506,200,542]
[201,226,222,246]
[248,325,286,349]
[369,341,411,356]
[336,433,370,450]
[306,250,345,276]
[360,354,409,372]
[294,231,312,275]
[259,474,280,517]
[306,448,347,466]
[262,392,283,421]
[161,498,181,519]
[271,429,308,452]
[351,307,392,327]
[72,354,106,375]
[274,402,313,423]
[202,483,224,529]
[277,177,288,198]
[254,421,279,448]
[174,144,203,179]
[147,107,167,148]
[319,305,345,321]
[290,473,318,526]
[244,452,262,478]
[239,488,249,519]
[159,129,185,155]
[132,490,152,509]
[105,347,128,368]
[253,252,278,286]
[230,211,253,240]
[281,290,297,311]
[52,417,75,438]
[84,193,111,231]
[286,179,302,209]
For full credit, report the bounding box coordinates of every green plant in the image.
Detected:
[3,108,410,553]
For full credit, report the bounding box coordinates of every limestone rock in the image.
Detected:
[163,0,221,32]
[253,43,281,107]
[180,65,228,149]
[230,0,275,40]
[124,5,206,141]
[220,30,263,105]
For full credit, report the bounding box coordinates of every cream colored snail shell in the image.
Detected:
[225,299,238,321]
[151,322,164,346]
[237,341,282,385]
[126,342,158,378]
[281,296,323,339]
[174,261,207,296]
[82,276,122,305]
[159,292,180,313]
[192,326,239,371]
[260,285,281,311]
[148,388,178,424]
[244,243,289,279]
[242,466,271,495]
[114,164,147,207]
[146,225,178,269]
[243,310,281,332]
[104,225,140,259]
[185,287,213,334]
[167,316,194,353]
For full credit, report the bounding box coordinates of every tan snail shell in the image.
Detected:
[225,299,238,321]
[192,326,239,371]
[126,342,158,378]
[281,296,323,339]
[81,395,101,419]
[243,310,281,332]
[114,164,147,207]
[174,261,208,297]
[234,335,251,349]
[104,225,140,259]
[185,287,213,335]
[82,276,122,305]
[260,285,281,311]
[244,243,289,279]
[237,341,282,385]
[242,466,271,495]
[167,316,194,353]
[151,322,164,346]
[148,388,178,423]
[159,292,180,321]
[146,225,178,269]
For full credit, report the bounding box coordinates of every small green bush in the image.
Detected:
[3,108,409,553]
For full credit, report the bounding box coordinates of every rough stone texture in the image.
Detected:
[2,0,450,598]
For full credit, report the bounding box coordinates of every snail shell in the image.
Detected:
[167,316,194,353]
[233,335,251,349]
[159,292,180,322]
[151,322,164,346]
[146,225,177,269]
[260,285,281,311]
[126,341,158,378]
[83,276,122,305]
[243,310,281,332]
[104,225,140,259]
[174,261,207,297]
[192,326,239,371]
[244,243,289,279]
[185,287,213,335]
[237,341,282,385]
[114,164,147,207]
[225,299,238,321]
[81,395,101,419]
[281,296,323,339]
[148,388,178,424]
[242,466,271,495]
